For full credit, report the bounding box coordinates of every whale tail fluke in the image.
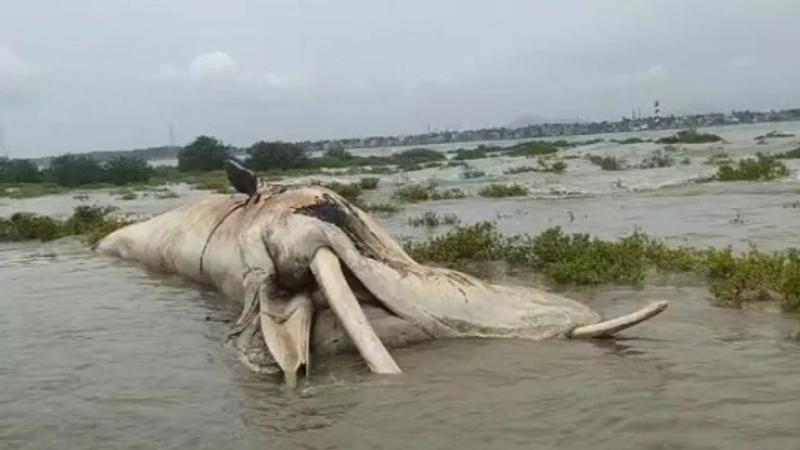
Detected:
[567,301,668,339]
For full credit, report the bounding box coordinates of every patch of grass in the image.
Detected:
[0,205,132,246]
[774,147,800,159]
[154,188,179,199]
[461,167,486,179]
[432,187,466,200]
[112,188,138,200]
[656,129,722,144]
[0,183,69,199]
[504,165,536,175]
[614,137,649,145]
[407,211,462,228]
[588,155,627,171]
[755,131,795,140]
[191,171,231,193]
[639,149,675,169]
[704,151,733,166]
[714,153,789,181]
[393,183,466,203]
[446,160,469,168]
[361,202,400,214]
[536,159,567,174]
[405,222,800,311]
[323,181,362,202]
[453,148,488,161]
[358,177,380,190]
[504,141,559,158]
[478,183,529,198]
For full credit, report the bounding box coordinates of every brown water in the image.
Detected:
[2,122,800,449]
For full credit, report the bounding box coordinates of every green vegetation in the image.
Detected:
[407,211,461,228]
[358,177,380,190]
[755,131,794,141]
[536,158,567,174]
[361,202,400,214]
[704,151,733,166]
[639,149,675,169]
[478,183,529,198]
[0,205,132,246]
[503,165,536,175]
[0,184,68,199]
[504,141,559,158]
[247,141,307,171]
[714,153,790,181]
[323,181,362,202]
[405,222,800,311]
[461,167,486,179]
[588,155,627,171]
[656,129,722,144]
[113,188,138,200]
[393,182,466,203]
[178,136,231,172]
[1,153,156,195]
[0,158,42,183]
[774,147,800,159]
[453,148,488,160]
[614,137,649,145]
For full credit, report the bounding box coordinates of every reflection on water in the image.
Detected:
[2,122,800,449]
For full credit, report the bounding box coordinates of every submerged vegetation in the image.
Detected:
[588,155,627,171]
[714,153,790,181]
[478,183,529,198]
[392,182,466,203]
[639,149,675,169]
[504,141,559,158]
[407,211,461,228]
[535,158,567,174]
[613,137,650,145]
[461,167,487,179]
[0,205,131,246]
[755,131,795,141]
[361,202,400,214]
[773,147,800,159]
[503,165,536,175]
[405,222,800,311]
[656,129,723,144]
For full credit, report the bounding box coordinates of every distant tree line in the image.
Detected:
[177,135,447,172]
[0,155,154,187]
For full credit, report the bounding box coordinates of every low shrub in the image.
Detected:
[714,153,789,181]
[478,183,529,198]
[407,211,461,228]
[774,147,800,159]
[656,129,722,144]
[358,177,380,190]
[0,205,132,245]
[461,167,486,179]
[588,155,627,171]
[405,222,800,311]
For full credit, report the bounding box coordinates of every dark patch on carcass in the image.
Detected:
[294,193,390,264]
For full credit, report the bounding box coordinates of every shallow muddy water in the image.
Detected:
[2,122,800,449]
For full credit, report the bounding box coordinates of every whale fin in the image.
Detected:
[310,247,402,375]
[567,301,668,339]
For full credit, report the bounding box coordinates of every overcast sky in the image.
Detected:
[1,0,799,157]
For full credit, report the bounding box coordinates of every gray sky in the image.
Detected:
[1,0,799,157]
